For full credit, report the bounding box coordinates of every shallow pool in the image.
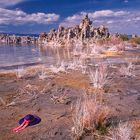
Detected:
[0,44,57,70]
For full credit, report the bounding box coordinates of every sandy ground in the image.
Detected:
[0,47,140,140]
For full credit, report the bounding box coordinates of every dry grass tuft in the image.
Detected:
[119,62,135,77]
[72,94,110,140]
[106,123,140,140]
[89,64,109,89]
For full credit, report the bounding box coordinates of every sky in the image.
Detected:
[0,0,140,35]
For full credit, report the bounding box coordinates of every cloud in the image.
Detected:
[61,10,140,34]
[61,10,128,26]
[0,8,60,25]
[61,10,129,26]
[0,0,25,8]
[124,0,129,3]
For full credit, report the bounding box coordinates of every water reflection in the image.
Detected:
[0,44,139,71]
[0,44,58,70]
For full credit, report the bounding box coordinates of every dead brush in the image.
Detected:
[16,66,26,78]
[50,89,69,104]
[16,66,38,79]
[38,67,52,80]
[6,84,39,106]
[119,62,135,77]
[72,94,110,140]
[89,63,110,89]
[106,123,134,140]
[115,42,125,52]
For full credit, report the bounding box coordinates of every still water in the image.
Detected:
[0,44,57,70]
[0,44,139,71]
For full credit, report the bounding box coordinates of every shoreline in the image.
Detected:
[0,58,140,139]
[0,62,43,72]
[0,23,140,139]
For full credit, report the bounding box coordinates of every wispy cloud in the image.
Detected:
[0,0,25,8]
[61,10,128,26]
[0,8,60,25]
[61,10,140,34]
[124,0,129,3]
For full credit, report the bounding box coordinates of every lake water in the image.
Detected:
[0,44,57,70]
[0,44,139,71]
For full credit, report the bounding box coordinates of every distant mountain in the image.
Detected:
[0,32,39,37]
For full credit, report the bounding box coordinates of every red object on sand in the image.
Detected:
[12,114,41,133]
[13,120,30,133]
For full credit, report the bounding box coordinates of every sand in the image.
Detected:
[0,46,140,140]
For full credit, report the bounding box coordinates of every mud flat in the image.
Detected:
[0,46,140,140]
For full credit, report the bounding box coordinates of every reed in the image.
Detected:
[38,67,48,80]
[72,93,109,140]
[119,62,135,77]
[16,66,26,78]
[107,123,132,140]
[89,64,108,89]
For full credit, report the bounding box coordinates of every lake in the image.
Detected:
[0,44,57,70]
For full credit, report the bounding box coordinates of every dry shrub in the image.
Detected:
[130,37,140,45]
[89,64,109,89]
[107,36,126,52]
[16,66,38,79]
[129,120,140,140]
[119,62,135,77]
[119,34,129,41]
[110,36,123,45]
[107,123,133,140]
[6,84,39,106]
[72,94,110,140]
[38,67,48,80]
[115,42,125,52]
[16,66,26,78]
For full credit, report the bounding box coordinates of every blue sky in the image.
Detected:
[0,0,140,34]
